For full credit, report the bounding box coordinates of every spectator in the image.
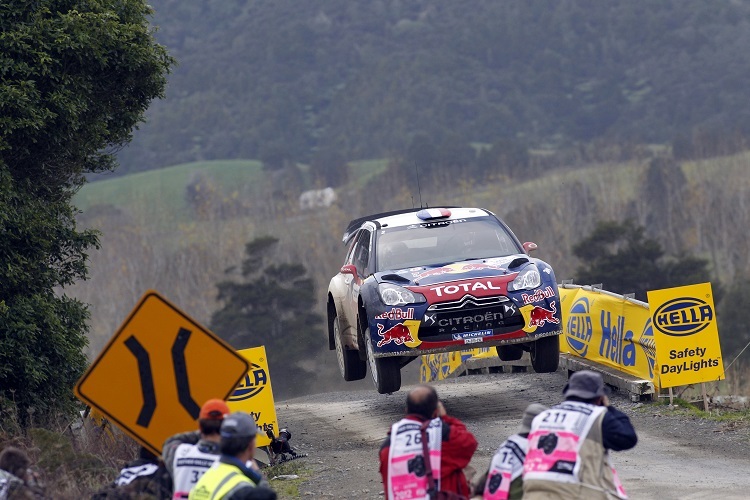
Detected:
[0,446,43,499]
[471,403,547,499]
[189,412,276,500]
[380,384,478,499]
[163,399,229,498]
[92,446,171,499]
[523,370,637,499]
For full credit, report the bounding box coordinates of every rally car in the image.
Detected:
[326,207,562,394]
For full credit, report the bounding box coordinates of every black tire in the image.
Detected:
[364,326,402,394]
[334,313,366,381]
[530,334,560,373]
[496,344,524,361]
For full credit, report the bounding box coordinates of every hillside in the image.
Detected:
[72,152,750,370]
[115,0,750,175]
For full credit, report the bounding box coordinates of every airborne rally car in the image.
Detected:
[326,207,562,394]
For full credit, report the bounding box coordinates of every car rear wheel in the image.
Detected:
[530,334,560,373]
[364,326,401,394]
[334,313,366,381]
[496,344,524,361]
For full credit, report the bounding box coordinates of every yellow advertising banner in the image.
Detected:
[226,346,279,448]
[647,283,724,388]
[559,287,656,385]
[420,347,496,382]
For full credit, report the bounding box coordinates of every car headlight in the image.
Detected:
[510,265,541,291]
[378,283,426,306]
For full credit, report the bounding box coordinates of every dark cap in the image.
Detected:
[563,370,608,400]
[518,403,548,434]
[220,412,257,439]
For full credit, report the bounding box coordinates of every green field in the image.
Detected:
[74,158,389,225]
[74,160,264,224]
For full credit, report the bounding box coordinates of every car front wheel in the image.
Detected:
[364,326,401,394]
[530,334,560,373]
[334,313,366,381]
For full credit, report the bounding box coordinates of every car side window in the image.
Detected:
[344,233,359,265]
[352,230,371,278]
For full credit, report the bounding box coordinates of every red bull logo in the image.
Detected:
[376,323,414,347]
[375,308,415,320]
[417,267,453,280]
[460,263,503,272]
[528,303,559,327]
[521,286,556,305]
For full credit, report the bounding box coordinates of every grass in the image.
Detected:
[347,158,389,188]
[651,396,750,428]
[265,459,311,499]
[74,159,264,226]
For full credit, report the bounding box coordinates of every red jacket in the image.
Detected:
[379,414,478,499]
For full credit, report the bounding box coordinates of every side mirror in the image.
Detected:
[523,242,538,254]
[340,264,357,276]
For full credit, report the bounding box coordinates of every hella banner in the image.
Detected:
[559,286,657,385]
[227,346,279,448]
[647,283,724,388]
[420,348,496,382]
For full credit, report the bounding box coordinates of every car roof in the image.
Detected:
[343,207,491,242]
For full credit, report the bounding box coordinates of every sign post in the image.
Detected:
[647,282,724,390]
[74,290,250,456]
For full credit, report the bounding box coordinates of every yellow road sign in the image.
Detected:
[227,347,279,448]
[648,282,724,388]
[74,291,249,456]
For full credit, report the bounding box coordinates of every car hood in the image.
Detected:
[374,255,532,287]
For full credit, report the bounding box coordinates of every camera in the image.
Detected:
[487,473,503,493]
[537,433,558,455]
[407,455,426,477]
[267,428,294,455]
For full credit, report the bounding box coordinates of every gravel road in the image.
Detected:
[272,370,750,499]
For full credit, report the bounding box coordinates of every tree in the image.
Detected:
[716,277,750,363]
[310,147,349,188]
[0,1,172,422]
[572,220,713,302]
[210,237,323,399]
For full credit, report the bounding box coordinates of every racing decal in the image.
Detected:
[521,286,556,305]
[414,262,508,283]
[423,312,437,326]
[431,281,503,297]
[410,276,514,302]
[374,308,415,320]
[407,218,467,229]
[376,319,422,348]
[451,330,492,344]
[521,302,560,333]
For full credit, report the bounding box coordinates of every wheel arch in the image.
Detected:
[327,293,336,350]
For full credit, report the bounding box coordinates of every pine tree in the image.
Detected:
[573,220,713,301]
[210,237,323,398]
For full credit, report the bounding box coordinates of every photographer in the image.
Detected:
[379,385,478,499]
[471,403,547,500]
[523,370,637,499]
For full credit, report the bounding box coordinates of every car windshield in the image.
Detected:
[376,217,522,271]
